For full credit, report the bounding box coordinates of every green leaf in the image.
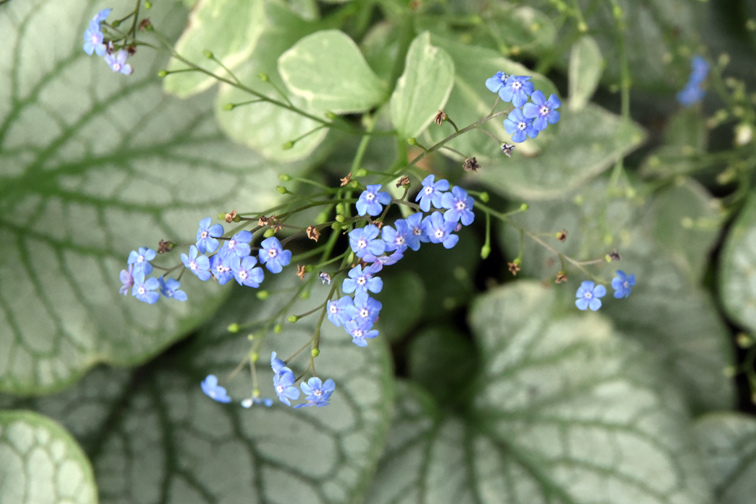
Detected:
[214,2,331,162]
[424,37,558,159]
[695,413,756,504]
[5,281,394,503]
[376,271,426,343]
[499,179,733,412]
[478,104,645,200]
[568,36,603,111]
[278,30,388,113]
[390,32,455,140]
[720,191,756,334]
[641,108,709,178]
[366,282,712,504]
[163,0,266,97]
[0,410,97,504]
[0,0,293,395]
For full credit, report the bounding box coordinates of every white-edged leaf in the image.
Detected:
[278,30,388,113]
[390,32,454,139]
[568,36,603,111]
[164,0,266,97]
[0,410,97,504]
[720,190,756,334]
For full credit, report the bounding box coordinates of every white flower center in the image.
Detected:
[540,105,549,116]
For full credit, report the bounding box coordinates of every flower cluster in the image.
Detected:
[329,176,475,346]
[119,217,291,304]
[575,270,636,311]
[82,8,135,75]
[271,352,335,408]
[677,55,709,107]
[486,71,561,143]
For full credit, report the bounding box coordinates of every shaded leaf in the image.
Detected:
[0,410,97,504]
[720,190,756,334]
[390,32,454,139]
[0,0,293,395]
[568,35,603,111]
[278,30,388,114]
[366,282,712,504]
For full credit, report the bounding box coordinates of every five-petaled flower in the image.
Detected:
[612,270,636,299]
[523,90,561,131]
[258,236,292,274]
[575,281,606,311]
[294,377,336,408]
[504,108,539,143]
[201,375,232,403]
[356,184,392,217]
[105,50,134,75]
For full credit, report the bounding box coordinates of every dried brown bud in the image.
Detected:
[138,18,152,30]
[501,143,515,157]
[157,240,174,254]
[556,229,567,242]
[434,110,446,125]
[269,215,282,233]
[258,215,270,227]
[306,225,321,242]
[396,175,411,188]
[126,45,137,56]
[340,172,352,187]
[374,220,384,230]
[224,209,238,223]
[507,261,521,275]
[608,249,621,261]
[463,157,480,173]
[555,272,568,283]
[296,264,306,280]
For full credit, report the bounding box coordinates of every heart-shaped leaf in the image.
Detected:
[0,410,97,504]
[365,282,712,504]
[163,0,266,97]
[390,32,454,139]
[0,0,293,395]
[695,413,756,504]
[3,280,394,503]
[278,30,388,113]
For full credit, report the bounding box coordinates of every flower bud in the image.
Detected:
[276,186,288,194]
[274,324,283,334]
[311,348,320,357]
[287,315,298,323]
[157,70,168,78]
[222,103,235,111]
[278,173,292,181]
[256,290,270,300]
[227,323,240,333]
[203,50,213,59]
[258,72,269,82]
[480,244,491,259]
[282,141,295,150]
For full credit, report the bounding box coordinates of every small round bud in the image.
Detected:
[479,192,490,203]
[300,290,310,300]
[331,222,341,231]
[264,228,275,238]
[737,333,753,348]
[227,323,240,333]
[250,352,259,362]
[335,214,345,223]
[157,70,168,78]
[278,173,291,181]
[274,324,283,334]
[256,290,270,300]
[355,168,368,177]
[407,138,418,146]
[203,49,214,59]
[287,315,298,323]
[145,0,152,8]
[311,348,320,357]
[276,185,288,194]
[217,212,226,220]
[258,72,269,82]
[247,333,255,341]
[578,22,588,33]
[112,20,121,28]
[480,244,491,259]
[325,112,337,120]
[520,203,529,211]
[282,141,295,150]
[222,103,235,111]
[612,5,623,19]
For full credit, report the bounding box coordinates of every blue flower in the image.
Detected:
[382,219,412,252]
[677,56,709,107]
[345,319,380,347]
[522,90,561,131]
[221,230,252,260]
[273,368,300,406]
[611,270,636,299]
[293,377,336,408]
[158,276,187,301]
[424,212,459,249]
[366,250,405,267]
[271,351,287,375]
[210,254,234,285]
[196,217,224,254]
[83,22,106,56]
[356,184,392,217]
[677,83,705,107]
[349,225,385,259]
[119,264,134,295]
[485,71,509,94]
[128,247,156,275]
[181,245,212,281]
[441,186,475,226]
[404,212,429,248]
[91,8,112,23]
[575,281,606,311]
[415,175,449,212]
[689,55,710,85]
[131,270,160,304]
[105,50,133,75]
[343,264,383,295]
[201,375,232,403]
[504,108,539,143]
[353,291,382,328]
[498,75,534,107]
[258,237,291,274]
[242,397,273,408]
[231,256,264,288]
[327,296,357,328]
